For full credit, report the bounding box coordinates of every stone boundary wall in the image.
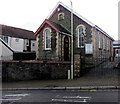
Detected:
[2,61,70,82]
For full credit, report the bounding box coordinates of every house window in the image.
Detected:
[77,25,86,48]
[16,39,19,43]
[32,42,35,47]
[103,36,105,49]
[3,36,8,44]
[44,28,51,50]
[98,32,101,49]
[107,39,109,50]
[116,49,118,54]
[58,12,64,20]
[26,40,29,46]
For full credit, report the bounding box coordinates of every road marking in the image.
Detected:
[74,99,87,103]
[1,93,30,102]
[66,89,97,91]
[5,94,29,97]
[52,99,72,102]
[0,90,18,92]
[63,96,91,99]
[52,98,90,102]
[90,90,97,91]
[0,98,21,101]
[52,95,91,103]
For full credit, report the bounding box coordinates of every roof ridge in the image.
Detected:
[46,1,95,27]
[0,24,35,40]
[59,24,71,33]
[1,24,34,33]
[95,25,114,40]
[46,2,114,40]
[48,20,71,34]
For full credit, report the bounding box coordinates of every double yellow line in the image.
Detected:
[65,89,97,91]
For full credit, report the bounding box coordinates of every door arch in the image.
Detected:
[64,36,69,61]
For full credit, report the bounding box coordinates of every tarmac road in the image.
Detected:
[1,89,120,104]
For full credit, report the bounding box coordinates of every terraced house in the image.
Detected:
[0,25,36,60]
[35,2,114,77]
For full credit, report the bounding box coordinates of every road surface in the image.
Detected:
[1,89,120,104]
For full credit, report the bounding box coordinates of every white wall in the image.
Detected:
[31,40,36,52]
[0,40,2,60]
[0,40,13,60]
[1,35,36,52]
[10,37,24,52]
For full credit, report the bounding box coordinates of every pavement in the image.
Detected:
[2,58,120,90]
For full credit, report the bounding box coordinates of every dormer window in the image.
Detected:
[58,12,64,21]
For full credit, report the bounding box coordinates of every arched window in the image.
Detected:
[44,28,51,50]
[58,12,64,20]
[77,25,86,48]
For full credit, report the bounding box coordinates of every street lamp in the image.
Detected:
[70,0,74,79]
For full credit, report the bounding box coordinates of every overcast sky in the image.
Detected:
[0,0,119,40]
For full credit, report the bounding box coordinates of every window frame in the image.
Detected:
[3,36,8,44]
[58,12,65,21]
[98,32,102,49]
[32,42,35,47]
[76,25,86,48]
[15,38,19,43]
[44,28,51,50]
[26,39,29,46]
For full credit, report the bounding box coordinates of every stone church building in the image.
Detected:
[35,2,114,77]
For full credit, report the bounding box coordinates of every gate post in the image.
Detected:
[74,54,81,77]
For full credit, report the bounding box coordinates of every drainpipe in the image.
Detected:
[60,33,62,61]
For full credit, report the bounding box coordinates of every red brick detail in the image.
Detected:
[2,60,70,64]
[35,20,60,36]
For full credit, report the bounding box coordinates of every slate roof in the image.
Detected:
[49,21,71,34]
[35,20,71,36]
[0,24,35,40]
[46,2,114,40]
[47,2,95,27]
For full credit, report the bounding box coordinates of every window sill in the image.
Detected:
[44,48,51,51]
[77,46,84,48]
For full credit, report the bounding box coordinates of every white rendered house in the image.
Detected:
[0,24,36,60]
[0,38,13,60]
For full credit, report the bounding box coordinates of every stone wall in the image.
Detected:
[37,24,59,61]
[74,54,81,77]
[2,61,70,82]
[92,27,113,66]
[49,4,94,68]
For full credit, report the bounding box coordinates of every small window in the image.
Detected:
[116,50,118,54]
[3,36,8,44]
[16,39,19,43]
[44,28,51,50]
[107,39,109,50]
[32,42,35,47]
[58,12,64,21]
[26,40,29,46]
[98,32,101,49]
[103,36,105,49]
